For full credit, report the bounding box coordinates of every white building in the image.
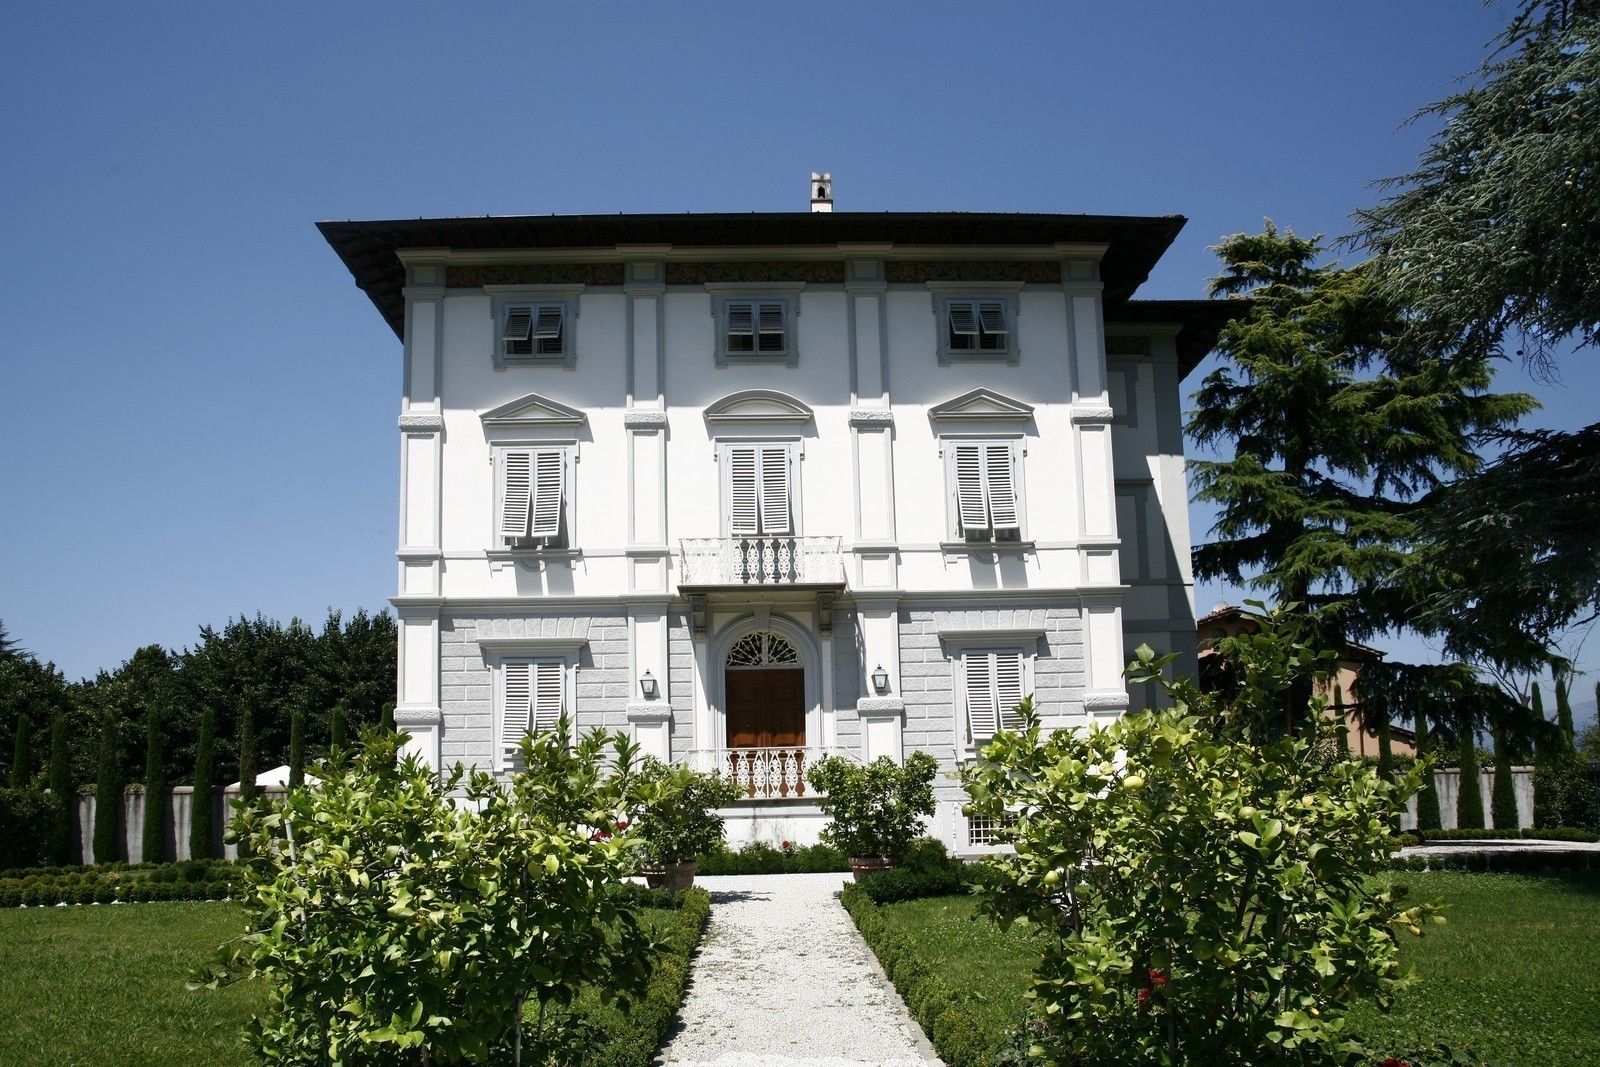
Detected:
[320,194,1232,851]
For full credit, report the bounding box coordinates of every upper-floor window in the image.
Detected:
[708,284,803,367]
[934,292,1018,364]
[721,442,797,536]
[944,438,1025,544]
[495,445,573,549]
[487,285,583,369]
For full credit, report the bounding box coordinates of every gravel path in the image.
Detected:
[657,872,940,1067]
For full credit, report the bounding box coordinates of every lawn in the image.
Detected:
[0,895,705,1067]
[861,871,1600,1066]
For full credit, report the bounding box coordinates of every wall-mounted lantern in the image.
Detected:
[871,664,890,694]
[639,670,658,699]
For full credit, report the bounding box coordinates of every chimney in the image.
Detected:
[810,172,833,213]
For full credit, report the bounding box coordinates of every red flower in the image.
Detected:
[590,829,612,841]
[1380,1060,1411,1067]
[1148,969,1169,987]
[615,820,630,831]
[1136,988,1152,1009]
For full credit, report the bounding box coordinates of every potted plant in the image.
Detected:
[806,753,938,878]
[634,760,742,890]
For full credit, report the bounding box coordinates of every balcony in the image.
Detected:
[678,746,857,800]
[677,536,845,589]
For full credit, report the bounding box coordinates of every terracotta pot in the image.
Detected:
[643,861,698,891]
[848,856,899,881]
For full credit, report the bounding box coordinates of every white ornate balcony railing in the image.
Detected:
[678,746,857,800]
[678,536,845,586]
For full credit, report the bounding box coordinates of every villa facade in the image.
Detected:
[320,195,1231,850]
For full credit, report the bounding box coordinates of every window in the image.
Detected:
[966,811,1017,847]
[936,293,1017,363]
[499,658,566,756]
[723,443,794,536]
[487,287,581,369]
[709,288,802,366]
[502,303,566,358]
[496,446,571,549]
[963,649,1028,745]
[945,439,1024,543]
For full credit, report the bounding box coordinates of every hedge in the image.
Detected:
[1386,850,1597,874]
[565,886,711,1067]
[0,859,243,908]
[696,841,848,874]
[0,788,56,870]
[1411,826,1599,844]
[840,884,1001,1067]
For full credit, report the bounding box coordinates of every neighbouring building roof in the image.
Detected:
[316,211,1240,372]
[1196,603,1386,662]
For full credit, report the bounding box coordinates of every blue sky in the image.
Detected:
[2,2,1594,716]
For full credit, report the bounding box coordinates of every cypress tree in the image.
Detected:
[1491,726,1520,830]
[189,704,216,861]
[92,709,122,864]
[1456,720,1485,831]
[1414,711,1443,832]
[381,701,395,734]
[288,705,306,789]
[1332,684,1350,758]
[1555,678,1576,755]
[330,701,348,755]
[141,704,166,863]
[237,699,258,803]
[1376,713,1395,782]
[48,711,75,865]
[9,708,30,788]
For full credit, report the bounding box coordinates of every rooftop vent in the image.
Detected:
[810,172,833,213]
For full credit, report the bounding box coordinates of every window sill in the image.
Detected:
[497,355,575,370]
[715,352,799,368]
[937,351,1019,367]
[940,541,1035,556]
[487,548,582,574]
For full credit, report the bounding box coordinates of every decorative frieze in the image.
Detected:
[665,261,845,284]
[397,413,444,432]
[1104,335,1152,356]
[885,260,1061,283]
[446,264,625,288]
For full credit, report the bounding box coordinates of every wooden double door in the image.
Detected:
[724,667,806,748]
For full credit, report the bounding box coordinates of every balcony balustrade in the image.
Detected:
[677,536,845,587]
[677,746,856,800]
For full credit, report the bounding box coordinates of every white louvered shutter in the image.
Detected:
[985,443,1020,530]
[502,661,531,751]
[757,302,785,352]
[995,652,1025,730]
[758,446,791,535]
[529,450,565,539]
[728,447,760,535]
[502,306,533,343]
[954,443,988,532]
[532,660,564,733]
[977,301,1007,336]
[726,302,755,352]
[966,652,998,742]
[499,451,533,541]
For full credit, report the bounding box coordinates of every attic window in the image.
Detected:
[946,299,1009,353]
[503,303,565,358]
[725,300,789,356]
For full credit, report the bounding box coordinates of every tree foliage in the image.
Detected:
[1188,224,1531,644]
[807,752,939,860]
[963,614,1436,1065]
[190,703,216,861]
[207,723,658,1065]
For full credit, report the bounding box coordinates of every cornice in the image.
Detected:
[1084,693,1130,711]
[475,636,590,655]
[938,628,1047,646]
[856,697,906,714]
[625,702,673,723]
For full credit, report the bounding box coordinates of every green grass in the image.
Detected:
[0,895,709,1067]
[860,871,1600,1066]
[0,903,260,1067]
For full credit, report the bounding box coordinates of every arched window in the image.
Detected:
[726,631,800,668]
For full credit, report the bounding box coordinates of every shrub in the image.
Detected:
[0,787,55,870]
[853,837,974,904]
[806,752,937,861]
[1490,728,1520,830]
[202,723,660,1065]
[962,619,1438,1066]
[1456,728,1485,830]
[633,759,742,866]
